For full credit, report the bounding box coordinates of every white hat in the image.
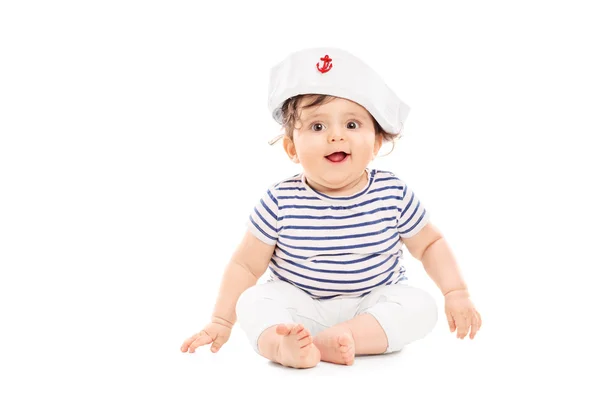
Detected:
[267,47,410,135]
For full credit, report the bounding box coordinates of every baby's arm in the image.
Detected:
[402,222,466,295]
[181,230,274,353]
[210,230,275,327]
[403,222,482,339]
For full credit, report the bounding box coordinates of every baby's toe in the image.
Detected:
[291,324,305,335]
[298,334,312,348]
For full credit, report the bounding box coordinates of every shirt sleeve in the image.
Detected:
[396,179,431,239]
[246,185,279,245]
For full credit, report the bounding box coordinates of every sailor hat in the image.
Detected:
[267,47,410,135]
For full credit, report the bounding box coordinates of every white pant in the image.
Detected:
[236,279,438,354]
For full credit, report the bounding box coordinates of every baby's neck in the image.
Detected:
[306,170,368,197]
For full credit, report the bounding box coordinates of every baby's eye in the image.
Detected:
[311,123,325,132]
[347,121,359,129]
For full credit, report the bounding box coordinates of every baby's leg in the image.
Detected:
[236,280,324,368]
[314,284,438,364]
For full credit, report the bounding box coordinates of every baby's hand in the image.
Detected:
[180,321,232,354]
[444,289,482,340]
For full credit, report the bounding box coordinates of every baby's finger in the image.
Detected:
[180,333,201,352]
[456,315,469,339]
[188,332,213,353]
[210,335,227,353]
[446,312,456,332]
[469,313,481,339]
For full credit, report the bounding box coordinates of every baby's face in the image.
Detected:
[285,96,382,192]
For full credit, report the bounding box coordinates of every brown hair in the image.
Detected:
[270,94,401,155]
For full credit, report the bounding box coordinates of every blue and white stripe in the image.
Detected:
[247,169,430,299]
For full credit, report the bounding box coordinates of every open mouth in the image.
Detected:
[325,151,349,163]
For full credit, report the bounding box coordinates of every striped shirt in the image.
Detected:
[247,168,430,300]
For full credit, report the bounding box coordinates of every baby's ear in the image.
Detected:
[373,134,383,158]
[283,136,300,163]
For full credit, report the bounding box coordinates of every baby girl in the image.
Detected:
[180,47,482,368]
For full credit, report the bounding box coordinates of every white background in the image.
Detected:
[1,1,599,399]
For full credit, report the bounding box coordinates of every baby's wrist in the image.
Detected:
[211,315,234,328]
[443,287,469,297]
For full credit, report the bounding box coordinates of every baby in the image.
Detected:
[180,47,482,368]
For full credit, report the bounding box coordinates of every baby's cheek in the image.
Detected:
[297,145,324,160]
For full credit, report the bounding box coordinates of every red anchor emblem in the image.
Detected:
[316,55,333,73]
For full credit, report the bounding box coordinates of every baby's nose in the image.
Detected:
[328,129,345,142]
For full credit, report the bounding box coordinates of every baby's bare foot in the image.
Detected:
[314,328,355,366]
[275,323,321,369]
